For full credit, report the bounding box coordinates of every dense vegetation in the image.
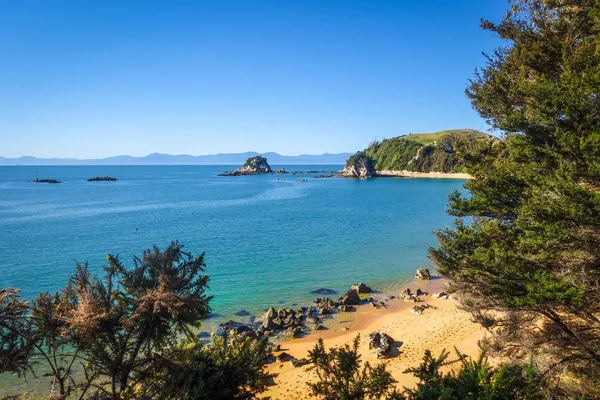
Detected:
[1,243,546,400]
[344,129,493,174]
[307,335,542,400]
[4,0,600,398]
[430,0,600,398]
[0,242,273,399]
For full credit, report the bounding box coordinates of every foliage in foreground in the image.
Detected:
[404,349,542,400]
[307,335,543,400]
[143,332,275,400]
[0,242,272,400]
[430,0,600,397]
[307,335,401,400]
[345,129,493,174]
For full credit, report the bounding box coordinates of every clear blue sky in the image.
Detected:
[1,0,508,158]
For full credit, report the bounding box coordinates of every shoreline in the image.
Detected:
[376,170,472,179]
[260,276,488,399]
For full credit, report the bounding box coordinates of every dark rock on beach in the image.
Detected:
[276,352,295,362]
[290,358,310,368]
[415,268,431,280]
[368,331,395,359]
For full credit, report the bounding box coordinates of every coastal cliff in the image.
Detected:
[340,151,376,178]
[342,129,495,178]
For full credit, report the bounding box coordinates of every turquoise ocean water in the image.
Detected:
[0,165,464,323]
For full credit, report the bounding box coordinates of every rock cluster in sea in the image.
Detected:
[219,157,340,177]
[87,176,117,181]
[31,178,61,184]
[212,271,450,368]
[213,282,382,341]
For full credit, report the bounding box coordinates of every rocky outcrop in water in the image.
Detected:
[211,282,382,340]
[351,282,373,294]
[87,176,117,181]
[339,151,376,178]
[32,179,61,184]
[219,156,273,176]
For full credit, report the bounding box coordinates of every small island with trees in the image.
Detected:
[87,176,117,182]
[219,155,273,176]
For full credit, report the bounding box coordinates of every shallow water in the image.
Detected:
[0,165,464,315]
[0,165,465,395]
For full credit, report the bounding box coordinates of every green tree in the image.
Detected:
[0,289,33,376]
[403,349,542,400]
[0,242,213,399]
[430,0,600,397]
[76,241,212,399]
[307,335,401,400]
[144,332,275,400]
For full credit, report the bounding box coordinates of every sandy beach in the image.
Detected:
[261,280,487,399]
[377,170,472,179]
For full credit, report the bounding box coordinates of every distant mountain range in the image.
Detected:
[0,152,352,166]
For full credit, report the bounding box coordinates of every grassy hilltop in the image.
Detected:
[345,129,494,174]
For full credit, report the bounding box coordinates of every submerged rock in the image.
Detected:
[311,288,338,295]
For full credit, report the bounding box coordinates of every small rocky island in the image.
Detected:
[87,176,117,182]
[32,178,61,184]
[219,156,273,176]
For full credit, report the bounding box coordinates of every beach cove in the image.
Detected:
[261,276,487,399]
[0,165,470,396]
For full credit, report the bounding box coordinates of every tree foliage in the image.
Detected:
[0,289,33,376]
[143,332,274,400]
[403,349,542,400]
[307,335,402,400]
[70,241,212,398]
[430,0,600,397]
[346,130,493,174]
[0,242,224,399]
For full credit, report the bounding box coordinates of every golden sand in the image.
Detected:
[261,284,486,399]
[377,170,472,179]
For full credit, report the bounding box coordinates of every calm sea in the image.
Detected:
[0,165,464,322]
